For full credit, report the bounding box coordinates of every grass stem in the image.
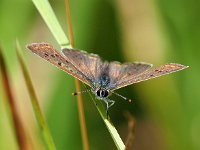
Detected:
[16,41,56,150]
[0,47,28,150]
[65,1,89,149]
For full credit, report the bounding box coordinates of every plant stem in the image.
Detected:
[75,79,89,150]
[16,42,56,150]
[31,0,70,48]
[0,47,28,150]
[65,1,89,149]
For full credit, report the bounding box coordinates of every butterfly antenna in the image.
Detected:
[111,91,132,103]
[72,89,91,96]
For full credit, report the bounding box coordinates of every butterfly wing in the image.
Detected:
[108,62,153,89]
[27,43,93,86]
[62,48,103,87]
[111,63,188,90]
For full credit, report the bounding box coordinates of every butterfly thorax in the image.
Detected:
[93,74,111,99]
[98,74,110,86]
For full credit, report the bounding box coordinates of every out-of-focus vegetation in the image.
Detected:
[0,0,199,150]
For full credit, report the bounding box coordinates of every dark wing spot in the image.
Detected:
[155,69,162,73]
[55,54,59,57]
[51,54,55,58]
[44,53,48,57]
[58,62,62,66]
[150,74,154,77]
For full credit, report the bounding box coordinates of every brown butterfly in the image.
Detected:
[27,43,188,114]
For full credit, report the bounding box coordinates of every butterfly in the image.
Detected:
[27,43,188,114]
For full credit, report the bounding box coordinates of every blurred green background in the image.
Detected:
[0,0,199,150]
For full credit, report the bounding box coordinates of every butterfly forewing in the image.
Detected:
[113,63,188,90]
[27,43,92,86]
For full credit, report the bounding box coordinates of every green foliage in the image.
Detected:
[0,0,199,149]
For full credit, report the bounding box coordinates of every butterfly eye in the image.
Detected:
[102,90,108,97]
[96,89,108,97]
[97,90,101,97]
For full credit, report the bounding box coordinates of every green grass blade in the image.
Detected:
[0,46,28,150]
[87,90,125,150]
[16,41,56,150]
[31,0,70,48]
[30,0,125,149]
[105,120,125,150]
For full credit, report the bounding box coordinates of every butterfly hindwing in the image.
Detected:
[27,43,92,86]
[108,62,152,89]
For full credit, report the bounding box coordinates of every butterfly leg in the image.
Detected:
[104,98,115,118]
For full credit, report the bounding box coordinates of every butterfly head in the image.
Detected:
[95,88,109,99]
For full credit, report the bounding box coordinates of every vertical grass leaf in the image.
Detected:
[16,41,56,150]
[31,0,70,48]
